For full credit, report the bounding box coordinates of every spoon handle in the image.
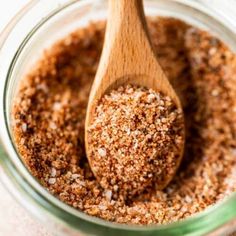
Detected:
[107,0,151,43]
[95,0,155,80]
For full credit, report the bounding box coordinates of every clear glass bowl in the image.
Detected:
[0,0,236,235]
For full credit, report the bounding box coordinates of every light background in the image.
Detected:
[0,1,51,236]
[0,0,29,32]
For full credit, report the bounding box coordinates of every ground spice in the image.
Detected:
[12,17,236,225]
[87,84,184,199]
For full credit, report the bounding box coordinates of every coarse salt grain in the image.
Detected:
[133,141,139,149]
[98,204,107,211]
[36,83,48,93]
[51,168,57,177]
[75,179,86,187]
[48,178,56,185]
[21,123,27,132]
[53,102,62,111]
[20,138,25,145]
[147,94,156,103]
[104,190,112,201]
[49,122,57,130]
[209,47,217,55]
[211,89,219,96]
[185,195,192,203]
[126,128,131,135]
[113,185,119,192]
[71,174,80,179]
[98,148,107,157]
[231,148,236,156]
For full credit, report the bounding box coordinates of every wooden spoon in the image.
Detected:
[85,0,184,198]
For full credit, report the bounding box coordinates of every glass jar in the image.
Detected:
[0,0,236,235]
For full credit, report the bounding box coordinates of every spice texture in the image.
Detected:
[12,18,236,225]
[87,85,184,199]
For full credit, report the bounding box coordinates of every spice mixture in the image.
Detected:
[87,84,184,199]
[12,18,236,225]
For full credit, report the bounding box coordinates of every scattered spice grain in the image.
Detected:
[87,84,184,199]
[12,17,236,225]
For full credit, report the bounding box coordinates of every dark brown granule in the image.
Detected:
[12,18,236,225]
[87,84,184,199]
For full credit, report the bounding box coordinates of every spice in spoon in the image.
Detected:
[87,84,184,199]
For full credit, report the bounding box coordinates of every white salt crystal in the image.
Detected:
[209,47,217,55]
[53,102,62,111]
[185,195,192,203]
[98,204,107,211]
[113,185,119,192]
[133,141,139,149]
[232,148,236,156]
[98,148,107,157]
[51,168,57,177]
[126,128,131,135]
[105,190,112,201]
[147,94,156,103]
[21,123,27,132]
[48,178,56,185]
[75,179,86,187]
[49,122,57,130]
[71,174,80,179]
[36,83,48,93]
[211,89,219,96]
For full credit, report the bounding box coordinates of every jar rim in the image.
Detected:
[1,0,236,235]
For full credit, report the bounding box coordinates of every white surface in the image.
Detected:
[0,1,29,32]
[0,175,51,236]
[0,1,52,236]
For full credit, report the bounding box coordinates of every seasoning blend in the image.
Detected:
[12,16,236,225]
[87,85,184,199]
